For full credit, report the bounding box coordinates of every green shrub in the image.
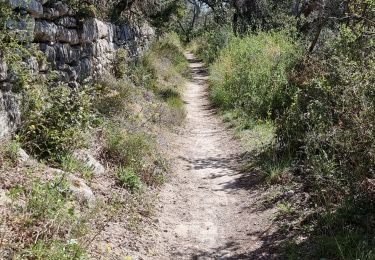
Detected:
[61,154,94,180]
[77,4,97,18]
[0,141,21,166]
[103,124,151,171]
[193,27,234,65]
[113,49,128,79]
[115,166,142,191]
[209,31,303,119]
[19,85,92,162]
[167,95,184,109]
[144,32,189,81]
[155,32,189,77]
[159,87,184,109]
[276,26,375,201]
[94,75,131,118]
[22,240,87,260]
[26,178,72,220]
[127,51,157,90]
[9,176,92,259]
[275,25,375,259]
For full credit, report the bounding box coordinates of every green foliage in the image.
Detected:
[166,95,184,109]
[148,0,184,33]
[312,199,375,260]
[276,26,375,200]
[22,240,87,260]
[9,176,91,258]
[127,32,188,93]
[128,53,157,90]
[94,75,131,118]
[277,202,295,216]
[77,4,98,18]
[115,166,142,191]
[210,31,303,119]
[131,32,187,123]
[19,85,92,162]
[150,32,189,77]
[113,49,128,79]
[0,2,38,91]
[159,87,183,109]
[103,124,151,171]
[67,0,98,18]
[0,141,21,166]
[61,154,95,180]
[26,178,72,220]
[192,27,234,65]
[286,198,375,259]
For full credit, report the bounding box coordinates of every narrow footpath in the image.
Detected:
[148,54,280,259]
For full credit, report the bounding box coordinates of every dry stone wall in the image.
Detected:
[0,0,154,139]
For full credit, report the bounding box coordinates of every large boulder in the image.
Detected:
[34,20,58,42]
[0,189,11,207]
[57,17,77,28]
[0,60,7,81]
[47,168,96,206]
[6,17,35,42]
[7,0,43,18]
[17,147,30,162]
[81,18,109,43]
[80,58,93,80]
[56,26,79,45]
[68,175,96,205]
[54,43,81,65]
[0,92,20,140]
[42,1,70,20]
[73,150,105,175]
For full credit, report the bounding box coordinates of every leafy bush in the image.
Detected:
[19,85,92,162]
[155,32,189,77]
[113,49,128,79]
[115,166,142,191]
[127,32,188,91]
[26,178,72,220]
[0,141,21,166]
[103,124,151,171]
[61,154,94,180]
[159,87,184,109]
[94,75,131,118]
[276,26,375,201]
[270,24,375,259]
[192,27,234,65]
[77,4,97,18]
[7,175,93,258]
[22,240,87,260]
[141,32,189,86]
[209,31,303,119]
[127,32,187,125]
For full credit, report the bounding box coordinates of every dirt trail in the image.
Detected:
[148,54,279,259]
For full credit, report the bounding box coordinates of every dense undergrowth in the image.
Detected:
[0,30,188,258]
[193,13,375,259]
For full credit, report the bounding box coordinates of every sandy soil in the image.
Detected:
[144,54,281,259]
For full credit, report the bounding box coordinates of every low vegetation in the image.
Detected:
[190,0,375,258]
[0,24,188,258]
[20,84,92,163]
[2,0,373,258]
[209,31,302,119]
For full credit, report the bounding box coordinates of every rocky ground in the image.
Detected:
[125,54,283,259]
